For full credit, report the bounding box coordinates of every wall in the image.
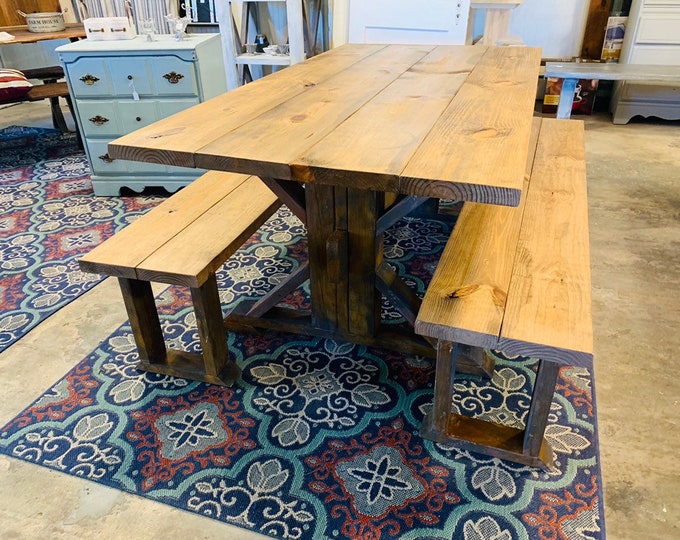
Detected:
[510,0,589,58]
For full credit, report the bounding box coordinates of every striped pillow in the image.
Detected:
[0,69,33,102]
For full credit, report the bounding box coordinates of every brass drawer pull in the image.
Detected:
[99,153,113,163]
[162,71,184,84]
[80,73,100,85]
[89,115,110,126]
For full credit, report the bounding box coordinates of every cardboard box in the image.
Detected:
[542,77,600,115]
[602,17,628,62]
[84,17,136,41]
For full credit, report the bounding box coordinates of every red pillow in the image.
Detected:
[0,69,33,102]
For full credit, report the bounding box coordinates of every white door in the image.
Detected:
[348,0,470,44]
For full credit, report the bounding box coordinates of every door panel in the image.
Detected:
[348,0,470,45]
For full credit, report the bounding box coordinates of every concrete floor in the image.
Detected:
[1,100,679,539]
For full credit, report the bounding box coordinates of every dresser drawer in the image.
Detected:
[630,44,680,65]
[67,58,112,97]
[87,139,129,174]
[77,98,200,137]
[77,100,120,137]
[637,14,680,44]
[68,56,198,98]
[152,58,199,96]
[87,139,169,174]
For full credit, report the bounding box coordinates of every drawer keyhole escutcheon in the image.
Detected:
[99,153,113,163]
[163,71,184,84]
[80,73,100,85]
[127,75,133,80]
[89,115,109,126]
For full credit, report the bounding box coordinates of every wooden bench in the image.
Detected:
[545,61,680,121]
[414,117,593,470]
[20,67,74,135]
[79,170,281,386]
[3,70,74,135]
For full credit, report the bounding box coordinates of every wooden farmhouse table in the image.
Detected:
[108,43,542,358]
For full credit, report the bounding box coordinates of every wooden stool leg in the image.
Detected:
[191,274,241,386]
[50,96,69,134]
[118,277,167,364]
[522,359,560,461]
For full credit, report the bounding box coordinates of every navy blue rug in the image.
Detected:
[0,126,162,353]
[0,203,604,539]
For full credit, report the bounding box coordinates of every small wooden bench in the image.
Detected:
[21,67,73,134]
[414,117,593,470]
[545,61,680,121]
[79,171,281,386]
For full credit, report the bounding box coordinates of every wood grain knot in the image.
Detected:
[445,284,480,299]
[470,127,509,140]
[290,114,307,123]
[444,284,508,308]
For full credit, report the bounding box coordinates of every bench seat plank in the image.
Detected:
[545,62,680,83]
[499,118,593,367]
[79,171,256,279]
[137,175,281,287]
[414,117,542,348]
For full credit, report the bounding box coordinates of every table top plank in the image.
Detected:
[414,117,542,348]
[109,44,542,206]
[193,44,435,179]
[400,46,542,206]
[109,44,387,168]
[498,118,593,366]
[290,46,486,193]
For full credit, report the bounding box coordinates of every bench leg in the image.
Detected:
[556,78,578,120]
[522,359,559,458]
[49,96,69,134]
[190,274,241,385]
[119,278,167,364]
[421,340,556,470]
[118,276,240,387]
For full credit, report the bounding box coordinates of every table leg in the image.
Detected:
[305,185,382,336]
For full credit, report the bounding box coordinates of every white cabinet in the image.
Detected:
[57,34,227,195]
[216,0,305,90]
[611,0,680,124]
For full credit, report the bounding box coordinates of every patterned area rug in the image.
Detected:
[0,205,605,539]
[0,126,163,353]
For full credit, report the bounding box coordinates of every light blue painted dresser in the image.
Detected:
[57,34,226,196]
